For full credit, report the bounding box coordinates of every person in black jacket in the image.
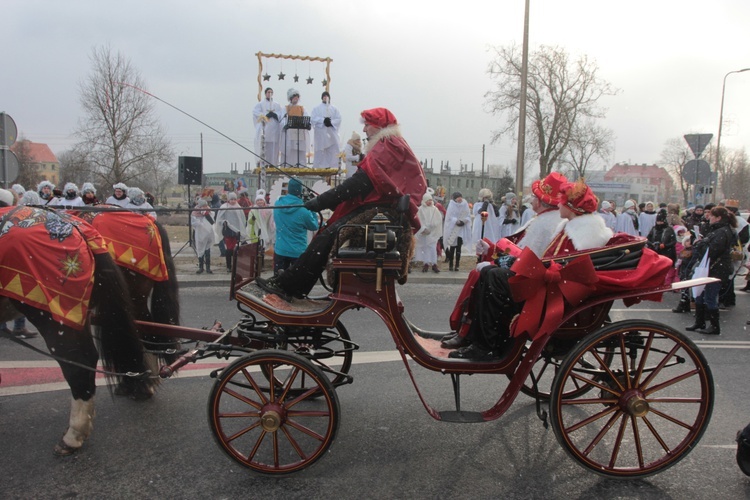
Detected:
[686,206,737,335]
[646,209,677,264]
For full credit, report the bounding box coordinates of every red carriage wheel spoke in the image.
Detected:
[639,342,681,391]
[220,386,264,411]
[567,372,620,398]
[225,420,262,442]
[247,430,269,463]
[647,397,704,404]
[647,407,695,430]
[607,412,630,469]
[618,335,633,391]
[591,348,625,393]
[633,333,655,386]
[567,405,619,434]
[644,369,700,396]
[243,368,270,406]
[631,415,645,469]
[580,410,622,456]
[280,425,308,460]
[561,397,619,406]
[641,416,672,453]
[284,419,327,441]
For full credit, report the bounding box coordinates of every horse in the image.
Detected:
[0,206,159,455]
[71,208,181,372]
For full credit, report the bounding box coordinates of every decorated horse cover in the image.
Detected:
[73,208,169,282]
[0,206,108,329]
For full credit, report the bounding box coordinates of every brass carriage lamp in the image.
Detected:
[366,212,396,291]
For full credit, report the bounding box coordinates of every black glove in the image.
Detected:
[323,117,332,127]
[266,111,278,121]
[304,197,322,212]
[510,218,517,224]
[358,153,365,161]
[456,220,465,227]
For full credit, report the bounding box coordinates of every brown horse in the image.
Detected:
[0,206,159,455]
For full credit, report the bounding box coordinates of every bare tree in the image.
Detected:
[10,138,39,189]
[73,45,173,194]
[58,149,93,189]
[560,119,614,179]
[660,138,692,206]
[485,44,618,179]
[720,148,750,205]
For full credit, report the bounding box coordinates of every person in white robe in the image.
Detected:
[615,199,639,236]
[413,191,443,272]
[214,192,248,272]
[597,200,617,231]
[498,192,520,238]
[442,192,472,271]
[247,190,276,253]
[191,198,215,274]
[253,87,284,167]
[311,91,342,169]
[124,187,157,219]
[638,201,658,237]
[105,183,130,207]
[519,195,535,228]
[279,88,311,167]
[56,182,85,210]
[471,188,501,245]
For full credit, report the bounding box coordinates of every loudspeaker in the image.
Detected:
[178,156,203,185]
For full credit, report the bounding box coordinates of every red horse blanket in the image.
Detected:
[0,206,108,329]
[73,208,169,282]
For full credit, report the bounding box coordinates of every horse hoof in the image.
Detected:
[53,440,80,457]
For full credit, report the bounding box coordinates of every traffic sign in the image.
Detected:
[683,159,712,185]
[0,113,18,147]
[683,133,713,159]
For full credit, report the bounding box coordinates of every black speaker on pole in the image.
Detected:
[178,156,203,185]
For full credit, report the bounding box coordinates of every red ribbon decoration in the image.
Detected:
[508,247,599,340]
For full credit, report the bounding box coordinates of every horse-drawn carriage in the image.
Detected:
[1,203,715,478]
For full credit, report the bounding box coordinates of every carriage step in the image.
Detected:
[439,411,485,423]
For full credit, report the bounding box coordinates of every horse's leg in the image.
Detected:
[14,302,98,455]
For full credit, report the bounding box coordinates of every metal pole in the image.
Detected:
[515,0,530,198]
[714,67,750,203]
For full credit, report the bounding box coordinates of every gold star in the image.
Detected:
[60,252,83,279]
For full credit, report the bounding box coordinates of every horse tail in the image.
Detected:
[150,221,180,326]
[92,252,159,396]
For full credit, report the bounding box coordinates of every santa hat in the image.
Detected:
[559,179,598,215]
[360,108,398,129]
[531,172,566,206]
[0,189,15,206]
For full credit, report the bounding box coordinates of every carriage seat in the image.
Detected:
[547,234,646,271]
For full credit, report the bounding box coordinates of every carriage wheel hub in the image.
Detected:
[625,393,649,417]
[261,409,283,431]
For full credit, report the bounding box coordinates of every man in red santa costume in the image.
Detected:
[257,107,427,301]
[449,178,612,360]
[441,171,566,349]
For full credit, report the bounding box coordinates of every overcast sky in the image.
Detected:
[4,0,750,183]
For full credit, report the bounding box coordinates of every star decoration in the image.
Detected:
[277,72,286,80]
[306,76,314,84]
[293,74,299,82]
[262,73,271,81]
[60,252,83,279]
[321,79,328,86]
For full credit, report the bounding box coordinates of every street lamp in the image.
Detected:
[713,67,750,202]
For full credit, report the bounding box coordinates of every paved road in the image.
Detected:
[2,284,750,498]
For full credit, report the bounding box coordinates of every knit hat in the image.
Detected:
[81,182,96,195]
[64,182,79,195]
[255,189,266,202]
[623,199,636,210]
[656,209,668,223]
[601,200,612,211]
[11,184,25,196]
[360,108,398,129]
[113,182,128,191]
[287,88,300,101]
[287,179,303,197]
[452,192,462,201]
[559,179,598,215]
[0,189,15,206]
[504,192,517,206]
[226,192,238,201]
[531,172,566,206]
[128,187,145,205]
[422,192,433,203]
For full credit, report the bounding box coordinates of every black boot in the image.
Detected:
[196,257,204,274]
[686,304,706,331]
[205,254,213,274]
[672,297,691,313]
[699,309,721,335]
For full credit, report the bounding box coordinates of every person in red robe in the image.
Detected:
[449,179,613,360]
[257,107,427,300]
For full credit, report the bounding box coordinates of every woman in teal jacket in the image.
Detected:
[272,178,320,275]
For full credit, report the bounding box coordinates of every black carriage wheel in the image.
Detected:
[549,320,713,478]
[207,350,340,475]
[513,340,615,401]
[268,321,354,390]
